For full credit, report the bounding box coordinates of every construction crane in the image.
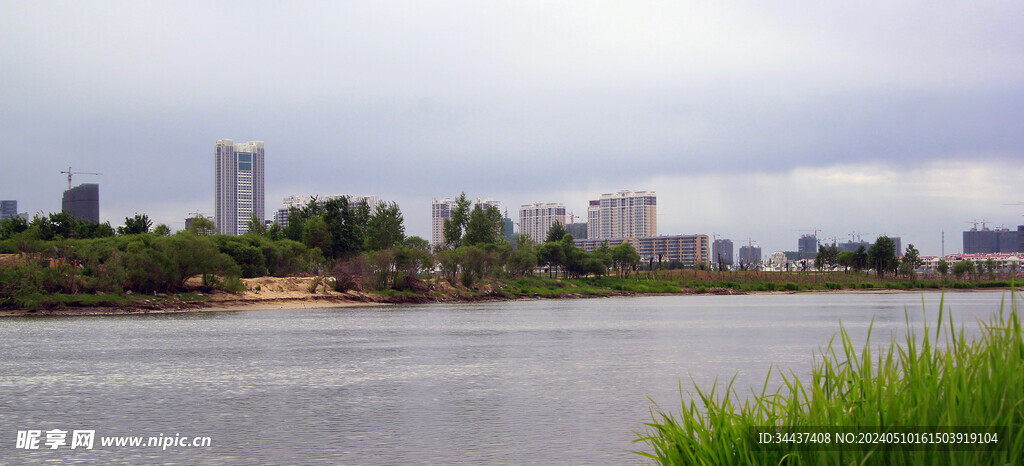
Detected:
[60,166,102,191]
[964,220,990,231]
[567,211,577,224]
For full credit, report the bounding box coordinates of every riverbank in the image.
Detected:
[2,273,1018,317]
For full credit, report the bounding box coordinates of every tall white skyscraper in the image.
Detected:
[215,139,264,235]
[519,202,566,244]
[431,198,456,247]
[588,190,657,239]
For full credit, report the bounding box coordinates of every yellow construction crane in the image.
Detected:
[60,166,102,191]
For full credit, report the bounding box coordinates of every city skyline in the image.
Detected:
[3,2,1023,256]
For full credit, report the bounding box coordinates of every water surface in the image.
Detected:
[0,291,1015,464]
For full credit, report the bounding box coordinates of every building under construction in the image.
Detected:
[62,183,99,222]
[963,226,1022,254]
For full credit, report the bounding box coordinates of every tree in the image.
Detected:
[186,216,217,236]
[815,245,827,271]
[0,215,28,240]
[611,242,641,279]
[365,201,405,251]
[463,205,503,246]
[535,242,564,278]
[246,214,266,236]
[867,236,898,277]
[560,234,584,278]
[545,221,567,244]
[592,241,614,271]
[985,258,997,279]
[265,222,283,241]
[443,192,471,249]
[836,250,855,273]
[508,235,538,277]
[153,224,171,236]
[301,216,332,254]
[937,258,949,279]
[853,245,868,273]
[952,260,973,280]
[899,244,922,278]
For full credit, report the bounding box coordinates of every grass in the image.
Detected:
[8,291,208,310]
[634,291,1024,464]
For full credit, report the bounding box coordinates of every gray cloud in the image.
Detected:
[2,1,1022,246]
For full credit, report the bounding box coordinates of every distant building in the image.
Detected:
[431,198,456,247]
[62,183,99,222]
[836,240,870,253]
[474,198,501,212]
[713,239,734,266]
[798,234,818,254]
[575,234,709,268]
[1,200,17,220]
[566,222,587,240]
[739,245,761,266]
[587,190,657,239]
[769,251,790,269]
[962,228,1021,254]
[587,200,600,239]
[215,139,265,235]
[519,202,566,244]
[502,217,515,243]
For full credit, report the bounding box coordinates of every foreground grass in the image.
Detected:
[634,292,1024,465]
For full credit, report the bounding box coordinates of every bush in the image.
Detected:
[823,282,841,290]
[783,282,799,291]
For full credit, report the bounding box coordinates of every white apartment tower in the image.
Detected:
[431,198,457,247]
[215,139,265,235]
[588,190,657,239]
[519,202,566,243]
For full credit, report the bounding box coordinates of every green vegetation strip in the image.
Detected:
[634,292,1024,464]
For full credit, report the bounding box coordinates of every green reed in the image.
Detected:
[635,291,1024,465]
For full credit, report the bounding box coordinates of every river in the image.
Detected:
[0,290,1017,464]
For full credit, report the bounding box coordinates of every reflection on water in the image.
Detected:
[0,291,1014,464]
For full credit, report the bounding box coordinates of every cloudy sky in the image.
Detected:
[2,1,1022,256]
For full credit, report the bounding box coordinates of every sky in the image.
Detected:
[2,1,1023,256]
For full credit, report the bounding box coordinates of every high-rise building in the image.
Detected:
[474,198,501,212]
[586,200,600,239]
[502,217,515,243]
[963,228,1001,254]
[739,245,761,266]
[798,234,818,254]
[566,222,587,240]
[519,202,566,244]
[1,200,17,220]
[62,183,99,222]
[587,190,656,239]
[215,139,264,236]
[713,239,734,266]
[432,198,457,247]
